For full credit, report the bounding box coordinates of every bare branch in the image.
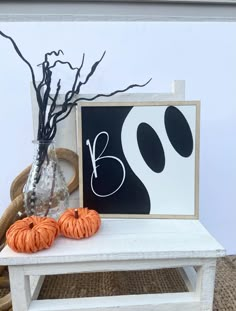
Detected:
[73,78,152,104]
[48,60,79,71]
[42,69,52,109]
[44,79,61,136]
[0,32,152,144]
[78,53,85,76]
[56,103,76,123]
[0,30,37,91]
[48,79,61,118]
[64,54,85,103]
[37,61,49,96]
[45,49,64,62]
[75,51,106,95]
[47,123,57,140]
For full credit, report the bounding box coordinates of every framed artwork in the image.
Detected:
[78,101,200,218]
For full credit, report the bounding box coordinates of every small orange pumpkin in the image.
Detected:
[6,216,59,253]
[58,208,101,239]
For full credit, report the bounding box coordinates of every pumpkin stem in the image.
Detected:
[74,209,79,219]
[29,222,34,229]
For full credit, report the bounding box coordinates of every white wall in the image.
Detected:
[0,22,235,254]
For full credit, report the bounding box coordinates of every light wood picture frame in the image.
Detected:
[78,100,200,219]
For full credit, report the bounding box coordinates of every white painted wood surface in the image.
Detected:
[179,267,197,291]
[8,266,31,310]
[1,219,225,311]
[1,1,236,22]
[196,261,217,310]
[28,293,200,311]
[30,276,45,300]
[0,220,225,266]
[21,258,214,276]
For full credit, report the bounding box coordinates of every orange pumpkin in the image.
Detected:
[6,216,59,253]
[58,208,101,239]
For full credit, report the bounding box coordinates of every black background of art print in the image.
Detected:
[81,106,151,214]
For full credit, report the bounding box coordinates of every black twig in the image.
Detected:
[73,79,152,104]
[0,30,37,91]
[75,51,106,95]
[48,60,80,71]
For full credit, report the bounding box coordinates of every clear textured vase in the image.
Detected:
[23,140,69,219]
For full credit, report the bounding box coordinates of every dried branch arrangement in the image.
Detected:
[0,30,151,142]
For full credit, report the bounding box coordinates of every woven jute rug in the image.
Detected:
[1,256,236,310]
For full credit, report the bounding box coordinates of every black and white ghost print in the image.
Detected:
[82,104,195,216]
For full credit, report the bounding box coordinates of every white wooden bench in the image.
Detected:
[0,219,225,311]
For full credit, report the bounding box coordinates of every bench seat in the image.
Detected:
[0,219,225,311]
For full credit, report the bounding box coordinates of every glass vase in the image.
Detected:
[23,140,69,219]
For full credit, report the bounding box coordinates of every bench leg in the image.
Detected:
[178,266,197,291]
[30,275,45,300]
[196,259,217,311]
[9,266,31,311]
